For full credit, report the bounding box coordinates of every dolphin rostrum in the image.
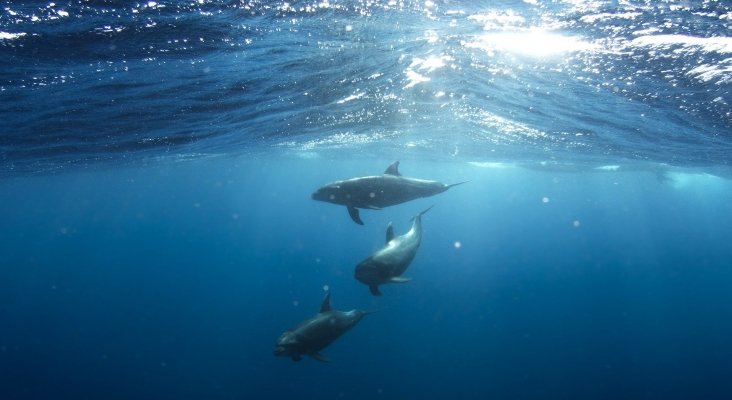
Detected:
[274,292,374,362]
[311,161,465,225]
[355,206,432,296]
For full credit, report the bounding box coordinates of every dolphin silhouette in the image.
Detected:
[274,292,374,362]
[312,161,464,225]
[355,207,432,295]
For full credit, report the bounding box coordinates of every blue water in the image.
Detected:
[2,1,732,399]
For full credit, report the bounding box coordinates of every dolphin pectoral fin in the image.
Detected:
[347,206,364,225]
[309,352,330,363]
[385,222,394,244]
[292,354,302,362]
[390,277,412,283]
[384,161,401,176]
[369,285,382,296]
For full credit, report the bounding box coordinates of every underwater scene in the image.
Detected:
[1,1,732,399]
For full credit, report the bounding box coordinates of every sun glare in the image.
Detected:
[466,29,595,57]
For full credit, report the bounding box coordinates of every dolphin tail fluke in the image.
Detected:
[411,205,434,222]
[369,285,382,296]
[447,181,469,189]
[347,206,364,225]
[418,205,433,217]
[309,352,330,363]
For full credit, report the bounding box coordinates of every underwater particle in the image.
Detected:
[345,25,353,32]
[542,196,550,203]
[232,213,240,219]
[315,258,321,263]
[573,220,581,227]
[454,241,462,249]
[292,300,299,307]
[323,285,329,292]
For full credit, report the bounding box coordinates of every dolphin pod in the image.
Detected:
[311,161,465,225]
[275,162,462,362]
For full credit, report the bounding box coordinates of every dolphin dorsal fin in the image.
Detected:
[319,292,331,313]
[385,222,395,244]
[384,161,401,176]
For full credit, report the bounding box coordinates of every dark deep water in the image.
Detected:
[2,1,732,399]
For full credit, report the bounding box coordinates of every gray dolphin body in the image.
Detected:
[274,292,373,362]
[311,161,464,225]
[355,207,431,296]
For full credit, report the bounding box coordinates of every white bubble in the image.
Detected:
[292,300,299,307]
[345,25,353,32]
[573,220,581,227]
[323,285,329,292]
[454,241,462,249]
[542,197,550,203]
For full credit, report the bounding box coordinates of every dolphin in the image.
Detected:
[311,161,465,225]
[355,206,432,296]
[274,292,374,362]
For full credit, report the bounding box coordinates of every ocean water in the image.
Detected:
[1,1,732,399]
